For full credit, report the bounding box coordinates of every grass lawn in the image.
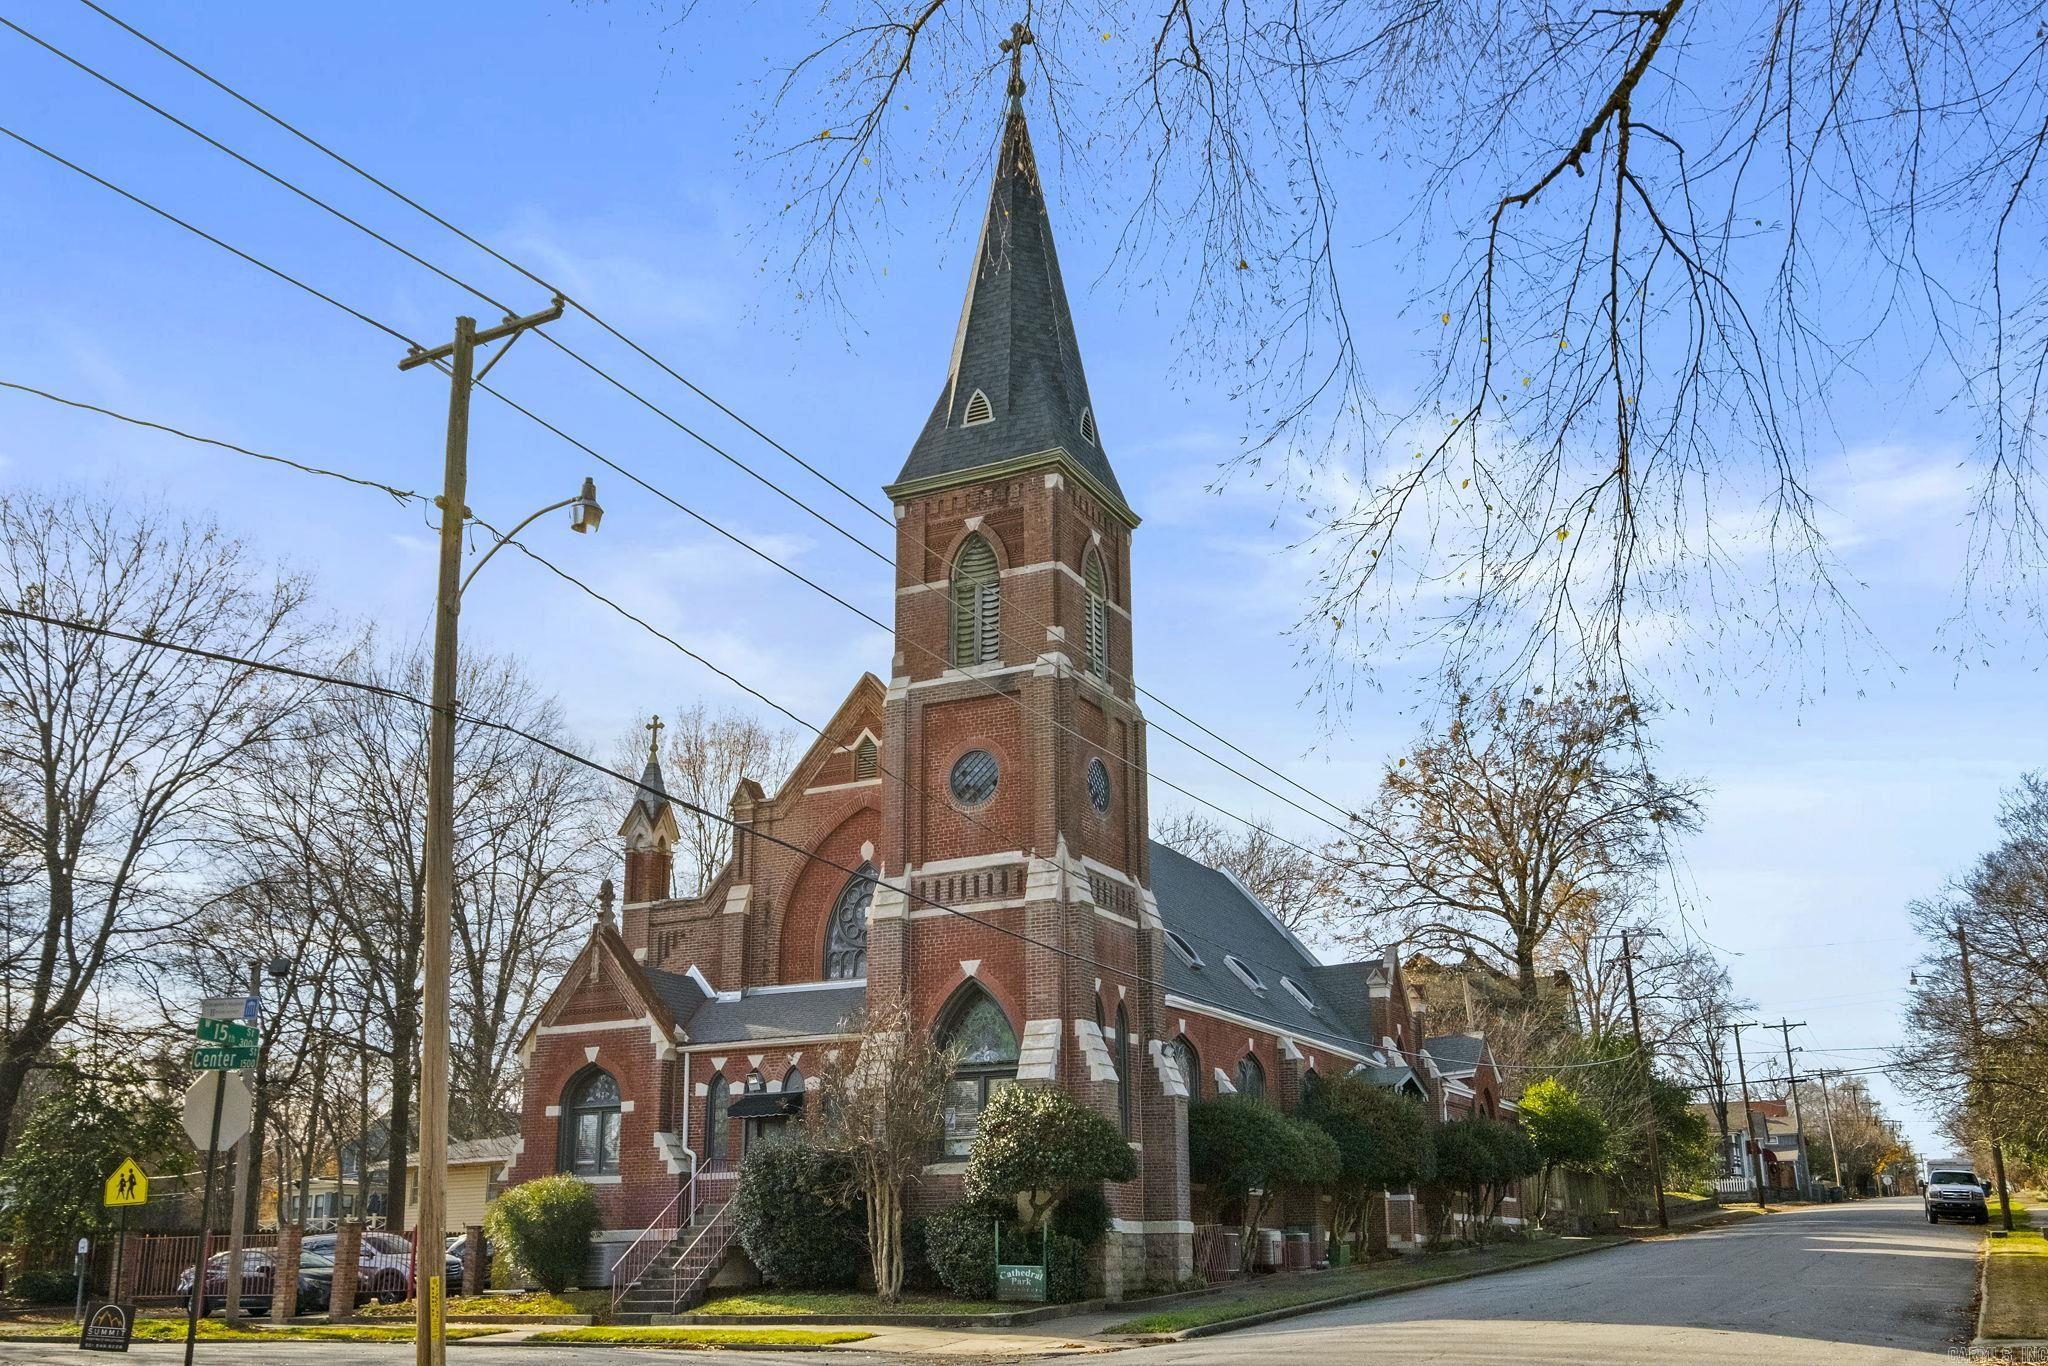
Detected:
[1979,1196,2048,1342]
[527,1326,874,1349]
[359,1289,610,1319]
[696,1289,1009,1316]
[1106,1237,1621,1335]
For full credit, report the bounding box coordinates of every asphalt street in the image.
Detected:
[1123,1196,1984,1365]
[0,1197,1984,1364]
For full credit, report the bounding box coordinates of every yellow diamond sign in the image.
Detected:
[103,1158,148,1209]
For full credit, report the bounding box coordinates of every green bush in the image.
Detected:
[966,1087,1135,1230]
[1048,1188,1111,1247]
[900,1215,942,1293]
[486,1176,602,1294]
[923,1197,1012,1299]
[1046,1233,1092,1303]
[732,1137,863,1289]
[9,1267,74,1303]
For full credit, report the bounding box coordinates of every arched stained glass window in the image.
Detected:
[705,1074,731,1167]
[823,862,875,980]
[937,986,1018,1158]
[1235,1053,1266,1102]
[1172,1035,1201,1100]
[560,1068,621,1177]
[782,1066,805,1093]
[951,534,1001,666]
[1083,550,1109,677]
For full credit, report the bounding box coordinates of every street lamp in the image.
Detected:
[416,475,602,1366]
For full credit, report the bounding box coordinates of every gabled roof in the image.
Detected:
[889,98,1130,522]
[682,982,866,1045]
[1150,840,1363,1053]
[1422,1033,1490,1077]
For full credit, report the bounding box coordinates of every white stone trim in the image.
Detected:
[537,1018,645,1037]
[909,850,1029,877]
[908,899,1026,919]
[543,1104,562,1118]
[745,978,866,995]
[1150,1039,1189,1100]
[574,1174,623,1186]
[721,883,753,916]
[1278,1037,1305,1063]
[1212,1067,1237,1095]
[1017,1018,1062,1082]
[868,876,910,923]
[651,1130,693,1177]
[1162,993,1372,1065]
[803,777,884,796]
[903,663,1035,692]
[1112,1219,1196,1234]
[1074,1018,1118,1084]
[1092,907,1140,929]
[920,1161,968,1176]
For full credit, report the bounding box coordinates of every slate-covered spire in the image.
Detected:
[890,24,1129,519]
[633,714,670,821]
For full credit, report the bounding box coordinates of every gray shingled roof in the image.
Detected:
[681,982,866,1045]
[633,750,670,821]
[644,965,708,1026]
[1149,841,1365,1051]
[891,105,1128,516]
[1422,1033,1488,1076]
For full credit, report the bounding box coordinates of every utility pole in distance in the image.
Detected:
[1813,1069,1844,1189]
[1726,1022,1766,1208]
[1955,924,2015,1233]
[1769,1020,1809,1199]
[399,296,565,1366]
[1618,931,1669,1229]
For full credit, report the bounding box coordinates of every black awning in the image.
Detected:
[728,1091,805,1120]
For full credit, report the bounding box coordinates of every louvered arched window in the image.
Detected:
[951,534,1001,666]
[1082,550,1108,677]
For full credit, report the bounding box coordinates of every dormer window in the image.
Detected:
[1164,929,1203,969]
[1223,954,1265,993]
[1079,407,1098,444]
[1281,976,1319,1014]
[962,389,994,426]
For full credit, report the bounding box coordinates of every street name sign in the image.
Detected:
[103,1158,148,1209]
[192,995,259,1069]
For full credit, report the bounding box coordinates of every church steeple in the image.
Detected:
[619,714,679,905]
[889,23,1131,523]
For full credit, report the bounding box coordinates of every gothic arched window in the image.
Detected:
[823,862,875,981]
[782,1065,805,1094]
[936,985,1019,1158]
[1235,1053,1267,1103]
[560,1068,621,1177]
[1172,1035,1201,1101]
[1083,549,1109,677]
[951,534,1001,666]
[1115,1004,1133,1136]
[705,1074,731,1167]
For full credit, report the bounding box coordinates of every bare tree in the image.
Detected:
[807,996,953,1302]
[1334,683,1702,1003]
[618,703,799,899]
[1658,952,1753,1160]
[631,0,2048,688]
[0,490,318,1153]
[1154,807,1344,936]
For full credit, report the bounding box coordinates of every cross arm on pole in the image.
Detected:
[398,297,564,371]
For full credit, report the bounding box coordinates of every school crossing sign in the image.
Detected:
[103,1158,148,1209]
[191,995,259,1070]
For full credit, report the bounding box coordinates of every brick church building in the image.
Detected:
[504,71,1510,1303]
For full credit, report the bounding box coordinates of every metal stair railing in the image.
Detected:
[607,1175,690,1314]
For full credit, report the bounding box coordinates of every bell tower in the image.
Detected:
[865,21,1188,1292]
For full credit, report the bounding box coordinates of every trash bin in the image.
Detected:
[1256,1228,1283,1269]
[1284,1231,1311,1270]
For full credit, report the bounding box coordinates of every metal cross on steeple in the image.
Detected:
[645,713,664,759]
[1000,20,1034,109]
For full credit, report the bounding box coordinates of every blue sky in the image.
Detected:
[4,2,2041,1155]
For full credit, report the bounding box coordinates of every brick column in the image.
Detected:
[270,1225,302,1323]
[327,1221,362,1319]
[462,1225,485,1296]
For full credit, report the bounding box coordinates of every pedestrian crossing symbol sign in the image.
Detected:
[103,1158,148,1209]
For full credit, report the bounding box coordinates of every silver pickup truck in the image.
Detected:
[1923,1164,1991,1224]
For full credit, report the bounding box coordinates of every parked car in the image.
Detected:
[443,1233,487,1290]
[177,1248,332,1316]
[1923,1164,1991,1224]
[299,1231,414,1304]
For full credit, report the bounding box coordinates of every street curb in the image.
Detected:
[1130,1237,1638,1342]
[481,1333,877,1351]
[670,1296,1139,1328]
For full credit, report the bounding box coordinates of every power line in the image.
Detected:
[0,602,1415,1060]
[65,0,1360,831]
[0,115,1368,917]
[0,381,1334,988]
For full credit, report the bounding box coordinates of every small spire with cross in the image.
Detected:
[644,713,665,761]
[1000,19,1034,111]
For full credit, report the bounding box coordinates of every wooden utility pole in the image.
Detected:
[1813,1069,1844,1189]
[1955,925,2015,1232]
[1769,1020,1809,1199]
[222,962,261,1323]
[1728,1022,1766,1208]
[398,297,563,1366]
[1618,932,1668,1229]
